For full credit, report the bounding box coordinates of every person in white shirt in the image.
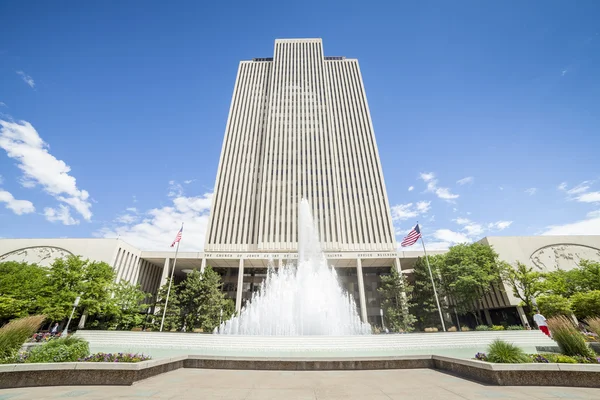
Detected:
[533,310,551,337]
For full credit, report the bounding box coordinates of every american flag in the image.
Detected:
[171,225,183,247]
[401,224,422,247]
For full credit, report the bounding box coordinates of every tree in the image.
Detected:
[42,256,115,327]
[105,282,150,330]
[178,266,232,332]
[437,243,504,320]
[501,262,544,317]
[536,294,572,318]
[152,278,181,331]
[378,267,416,332]
[411,256,445,330]
[0,262,50,321]
[542,260,600,298]
[570,290,600,319]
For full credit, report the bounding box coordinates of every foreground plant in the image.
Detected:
[25,337,89,363]
[0,315,45,361]
[547,316,596,358]
[79,352,151,362]
[486,339,529,363]
[586,317,600,338]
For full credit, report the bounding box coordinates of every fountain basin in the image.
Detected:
[74,330,556,360]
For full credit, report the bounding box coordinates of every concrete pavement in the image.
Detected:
[1,368,599,399]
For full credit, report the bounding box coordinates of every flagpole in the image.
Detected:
[160,223,182,332]
[420,233,446,332]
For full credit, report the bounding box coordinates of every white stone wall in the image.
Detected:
[0,238,162,291]
[481,236,600,306]
[205,38,395,253]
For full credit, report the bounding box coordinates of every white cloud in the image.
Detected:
[168,180,184,197]
[587,210,600,218]
[575,192,600,203]
[488,220,513,230]
[435,187,459,200]
[391,201,431,221]
[423,241,452,251]
[415,201,430,213]
[408,186,414,192]
[453,217,484,237]
[433,229,470,244]
[525,188,537,195]
[44,205,78,225]
[543,215,600,235]
[567,181,592,196]
[419,172,459,201]
[499,186,504,191]
[97,189,213,251]
[420,172,435,182]
[0,120,92,222]
[126,207,137,213]
[183,179,196,185]
[562,69,568,76]
[0,102,6,107]
[558,181,598,203]
[115,214,138,224]
[16,71,35,88]
[456,176,473,185]
[0,190,35,215]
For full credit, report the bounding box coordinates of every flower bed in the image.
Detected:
[474,352,600,364]
[79,352,151,363]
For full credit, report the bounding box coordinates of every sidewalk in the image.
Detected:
[1,368,599,399]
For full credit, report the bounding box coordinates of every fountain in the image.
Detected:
[216,199,371,335]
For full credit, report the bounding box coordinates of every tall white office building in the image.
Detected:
[205,38,395,253]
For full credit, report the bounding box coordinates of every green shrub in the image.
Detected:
[491,325,505,331]
[26,337,89,363]
[486,339,528,363]
[537,294,572,317]
[0,315,45,361]
[507,325,525,330]
[475,325,490,331]
[547,316,596,358]
[571,291,600,319]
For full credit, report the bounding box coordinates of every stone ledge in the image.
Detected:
[1,355,599,389]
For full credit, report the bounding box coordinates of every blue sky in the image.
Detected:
[1,1,599,251]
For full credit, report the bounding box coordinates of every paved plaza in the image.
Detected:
[1,368,599,399]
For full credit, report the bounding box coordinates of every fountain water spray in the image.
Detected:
[216,199,371,335]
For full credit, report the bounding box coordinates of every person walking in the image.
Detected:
[533,310,551,338]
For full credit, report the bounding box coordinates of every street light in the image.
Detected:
[63,296,80,336]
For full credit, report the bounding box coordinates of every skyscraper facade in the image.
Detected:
[205,38,395,253]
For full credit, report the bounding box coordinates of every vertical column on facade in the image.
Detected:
[356,258,368,323]
[117,252,130,282]
[354,61,395,249]
[516,306,529,326]
[200,258,206,274]
[160,258,170,288]
[394,258,402,273]
[235,259,245,312]
[132,258,142,285]
[323,61,345,250]
[484,309,493,325]
[345,61,375,249]
[353,61,387,249]
[207,61,244,251]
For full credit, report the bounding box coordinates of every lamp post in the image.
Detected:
[380,308,387,333]
[63,296,80,336]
